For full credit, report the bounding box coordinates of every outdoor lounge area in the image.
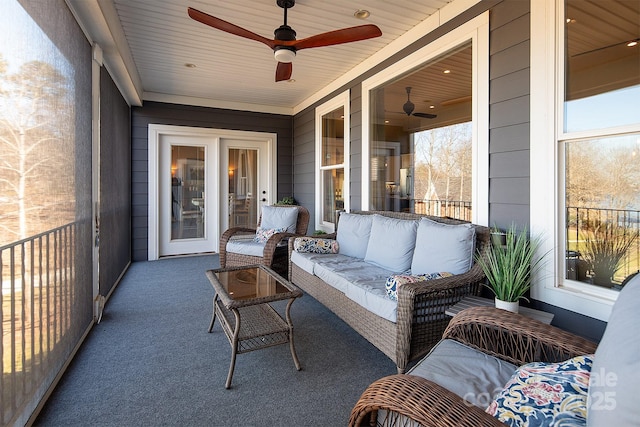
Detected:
[1,0,639,425]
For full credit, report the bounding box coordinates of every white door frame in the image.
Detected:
[148,124,277,260]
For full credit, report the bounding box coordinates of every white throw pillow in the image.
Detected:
[364,215,418,272]
[260,205,298,233]
[411,218,475,275]
[336,213,374,259]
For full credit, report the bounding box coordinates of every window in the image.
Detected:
[562,0,640,293]
[531,0,640,319]
[315,91,349,232]
[362,13,489,225]
[369,44,473,219]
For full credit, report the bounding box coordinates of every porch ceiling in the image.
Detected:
[66,0,637,115]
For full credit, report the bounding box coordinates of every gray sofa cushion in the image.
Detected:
[337,213,373,259]
[408,339,517,408]
[411,217,476,275]
[587,274,640,425]
[364,215,418,272]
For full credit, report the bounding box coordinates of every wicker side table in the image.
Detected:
[206,265,303,388]
[445,296,554,324]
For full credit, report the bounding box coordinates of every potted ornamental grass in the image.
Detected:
[476,225,546,313]
[579,223,639,287]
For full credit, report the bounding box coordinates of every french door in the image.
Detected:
[159,134,217,257]
[221,138,270,231]
[148,125,276,260]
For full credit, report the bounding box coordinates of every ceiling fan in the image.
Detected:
[187,0,382,82]
[401,87,437,119]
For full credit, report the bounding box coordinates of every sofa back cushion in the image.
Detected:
[260,205,298,233]
[587,273,640,425]
[364,215,418,272]
[411,218,476,275]
[337,213,374,259]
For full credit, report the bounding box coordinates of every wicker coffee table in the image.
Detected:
[205,265,303,388]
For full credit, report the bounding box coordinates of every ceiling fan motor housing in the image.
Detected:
[274,24,297,62]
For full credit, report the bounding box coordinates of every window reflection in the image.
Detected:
[564,0,640,132]
[562,0,640,292]
[369,43,473,220]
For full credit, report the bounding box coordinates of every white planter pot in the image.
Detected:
[495,298,519,313]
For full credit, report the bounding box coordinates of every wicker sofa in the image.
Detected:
[350,274,640,426]
[288,210,491,373]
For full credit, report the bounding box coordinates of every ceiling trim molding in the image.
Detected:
[291,0,481,115]
[143,92,293,116]
[66,0,144,106]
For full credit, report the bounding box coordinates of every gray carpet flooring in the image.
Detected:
[35,255,395,426]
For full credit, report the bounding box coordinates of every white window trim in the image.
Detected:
[530,0,640,321]
[360,12,489,226]
[315,90,350,232]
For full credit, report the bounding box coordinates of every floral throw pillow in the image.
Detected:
[486,354,594,427]
[253,227,286,244]
[293,237,339,254]
[384,272,452,301]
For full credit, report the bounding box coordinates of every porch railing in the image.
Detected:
[414,199,472,222]
[1,222,88,425]
[566,206,640,282]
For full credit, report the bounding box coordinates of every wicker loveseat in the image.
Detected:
[350,274,640,426]
[288,210,491,373]
[220,204,309,276]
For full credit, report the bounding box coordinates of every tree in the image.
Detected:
[0,57,72,243]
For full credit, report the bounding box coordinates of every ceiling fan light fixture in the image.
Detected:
[274,47,296,63]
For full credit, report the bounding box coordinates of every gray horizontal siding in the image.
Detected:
[131,101,293,261]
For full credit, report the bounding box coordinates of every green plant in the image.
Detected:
[277,196,296,205]
[579,223,639,287]
[476,225,546,303]
[313,230,327,236]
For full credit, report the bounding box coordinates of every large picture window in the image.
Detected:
[368,41,472,220]
[369,42,473,221]
[562,0,640,292]
[362,13,489,225]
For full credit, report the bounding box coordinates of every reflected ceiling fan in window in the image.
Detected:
[401,87,437,119]
[187,0,382,82]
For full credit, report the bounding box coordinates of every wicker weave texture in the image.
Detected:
[443,306,598,365]
[288,210,490,373]
[349,307,599,426]
[349,374,505,427]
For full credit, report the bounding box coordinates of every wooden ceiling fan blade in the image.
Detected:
[275,62,293,82]
[413,112,437,119]
[291,24,381,50]
[187,7,275,49]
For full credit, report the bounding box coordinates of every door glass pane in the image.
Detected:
[564,0,640,133]
[228,148,258,227]
[171,145,205,240]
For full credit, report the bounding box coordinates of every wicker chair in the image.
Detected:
[349,306,598,426]
[219,204,309,277]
